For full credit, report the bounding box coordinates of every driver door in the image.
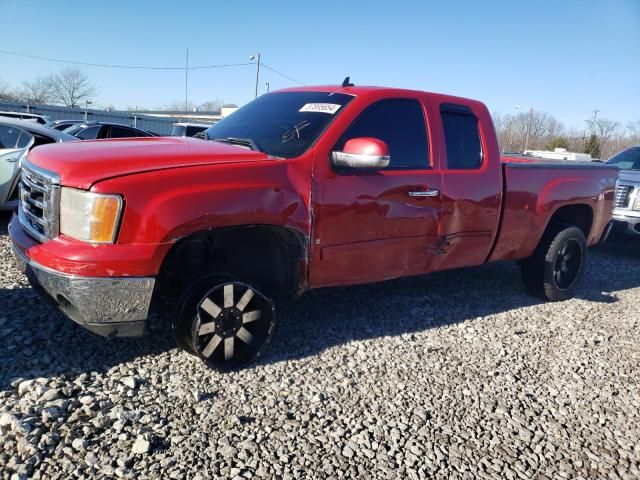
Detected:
[309,97,443,287]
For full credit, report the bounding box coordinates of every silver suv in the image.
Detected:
[608,145,640,235]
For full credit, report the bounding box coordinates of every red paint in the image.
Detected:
[12,85,617,290]
[343,137,389,156]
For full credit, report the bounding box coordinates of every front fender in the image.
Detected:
[92,161,312,246]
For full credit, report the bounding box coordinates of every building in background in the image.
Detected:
[523,148,593,162]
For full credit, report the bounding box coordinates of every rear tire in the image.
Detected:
[174,275,275,371]
[520,225,587,301]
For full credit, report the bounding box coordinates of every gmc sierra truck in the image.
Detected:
[10,83,617,370]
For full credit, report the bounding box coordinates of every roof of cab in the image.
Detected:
[272,84,488,110]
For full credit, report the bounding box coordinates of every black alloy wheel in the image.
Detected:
[520,225,587,301]
[553,237,583,290]
[175,279,275,371]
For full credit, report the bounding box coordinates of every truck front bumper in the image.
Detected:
[611,213,640,236]
[10,216,156,338]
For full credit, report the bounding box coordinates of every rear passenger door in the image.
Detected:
[431,102,502,271]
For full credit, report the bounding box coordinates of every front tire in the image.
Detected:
[520,225,587,301]
[174,276,275,371]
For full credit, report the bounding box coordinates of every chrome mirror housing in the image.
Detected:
[331,137,390,169]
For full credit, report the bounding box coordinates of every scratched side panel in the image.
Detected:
[91,158,313,277]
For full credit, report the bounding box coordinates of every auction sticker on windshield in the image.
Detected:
[299,103,342,114]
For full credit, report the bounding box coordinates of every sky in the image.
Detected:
[0,0,638,129]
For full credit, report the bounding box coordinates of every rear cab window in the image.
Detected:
[110,126,145,138]
[171,125,186,136]
[75,125,101,140]
[440,103,482,169]
[186,126,207,136]
[335,98,429,169]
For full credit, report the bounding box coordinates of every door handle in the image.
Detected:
[408,189,439,197]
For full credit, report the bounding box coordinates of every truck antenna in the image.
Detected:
[342,77,354,87]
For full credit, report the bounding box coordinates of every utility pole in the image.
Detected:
[250,53,261,98]
[185,48,189,114]
[84,100,92,122]
[525,106,533,151]
[590,110,600,133]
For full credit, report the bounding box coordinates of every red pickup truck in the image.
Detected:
[10,84,617,370]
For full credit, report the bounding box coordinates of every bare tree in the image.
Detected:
[164,100,196,112]
[0,79,19,101]
[21,74,56,104]
[493,110,564,153]
[200,98,224,112]
[51,67,96,108]
[586,117,620,159]
[626,121,640,144]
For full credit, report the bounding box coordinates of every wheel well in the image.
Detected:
[548,204,593,238]
[157,225,307,301]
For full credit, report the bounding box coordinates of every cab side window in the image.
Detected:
[337,99,429,169]
[440,104,482,169]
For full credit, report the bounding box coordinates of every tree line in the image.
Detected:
[492,109,640,160]
[0,67,229,114]
[0,66,97,109]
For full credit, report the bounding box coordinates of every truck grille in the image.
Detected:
[614,184,633,209]
[18,163,60,243]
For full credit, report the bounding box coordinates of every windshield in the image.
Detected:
[607,148,640,170]
[204,91,354,158]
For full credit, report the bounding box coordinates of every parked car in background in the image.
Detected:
[171,122,211,137]
[0,116,76,210]
[607,145,640,235]
[0,111,51,125]
[48,119,84,131]
[64,121,156,140]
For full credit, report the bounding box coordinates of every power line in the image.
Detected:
[0,49,250,70]
[261,63,305,86]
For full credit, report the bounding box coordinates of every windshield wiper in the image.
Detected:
[212,137,261,152]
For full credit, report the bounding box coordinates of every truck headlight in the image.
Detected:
[60,187,123,243]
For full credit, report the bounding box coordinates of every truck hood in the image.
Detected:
[27,137,270,189]
[618,169,640,184]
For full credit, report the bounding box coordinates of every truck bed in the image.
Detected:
[489,156,617,262]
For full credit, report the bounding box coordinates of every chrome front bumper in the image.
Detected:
[12,246,155,337]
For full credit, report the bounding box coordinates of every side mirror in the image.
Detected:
[331,137,390,169]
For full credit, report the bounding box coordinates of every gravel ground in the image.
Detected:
[1,211,639,479]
